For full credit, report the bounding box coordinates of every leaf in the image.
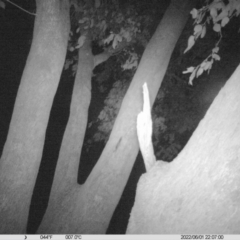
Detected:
[189,68,197,85]
[184,35,195,54]
[201,25,206,38]
[182,66,195,74]
[207,59,214,74]
[212,53,220,61]
[200,60,207,68]
[103,33,115,45]
[196,67,204,78]
[201,61,212,71]
[209,1,224,12]
[0,0,5,9]
[221,16,229,27]
[213,23,221,32]
[112,34,122,49]
[64,59,72,70]
[215,7,229,22]
[121,29,132,42]
[76,35,86,49]
[210,7,218,20]
[212,46,219,53]
[122,53,138,70]
[190,8,198,19]
[194,24,202,35]
[195,12,204,24]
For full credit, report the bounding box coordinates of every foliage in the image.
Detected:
[83,0,237,162]
[64,0,153,73]
[86,78,131,148]
[71,0,153,49]
[121,51,139,70]
[82,0,202,160]
[85,55,204,162]
[65,0,156,149]
[183,0,240,84]
[151,68,205,161]
[79,0,239,162]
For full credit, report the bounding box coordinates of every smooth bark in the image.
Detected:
[79,0,196,233]
[0,0,70,233]
[37,32,94,233]
[39,0,196,234]
[37,31,113,233]
[127,65,240,234]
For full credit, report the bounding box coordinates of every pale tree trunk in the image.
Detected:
[38,0,196,234]
[49,33,94,196]
[38,31,111,232]
[37,33,94,232]
[0,0,70,234]
[80,0,196,233]
[127,65,240,234]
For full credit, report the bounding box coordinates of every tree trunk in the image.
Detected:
[37,19,115,232]
[127,65,240,234]
[79,0,196,233]
[37,33,94,233]
[37,0,195,234]
[0,0,70,233]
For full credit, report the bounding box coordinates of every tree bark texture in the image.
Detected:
[127,65,240,234]
[38,0,195,234]
[0,0,70,233]
[37,0,194,234]
[78,0,196,234]
[37,33,94,233]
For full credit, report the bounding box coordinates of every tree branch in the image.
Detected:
[93,51,111,68]
[137,82,156,172]
[6,0,36,16]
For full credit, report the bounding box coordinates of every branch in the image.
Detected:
[137,82,156,172]
[6,0,36,16]
[93,41,129,68]
[93,51,111,68]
